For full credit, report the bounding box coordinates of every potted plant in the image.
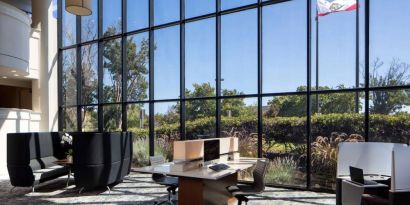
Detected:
[61,133,73,162]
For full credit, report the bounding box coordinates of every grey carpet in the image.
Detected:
[0,173,335,205]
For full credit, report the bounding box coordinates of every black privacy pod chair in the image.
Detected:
[7,132,69,192]
[72,132,133,193]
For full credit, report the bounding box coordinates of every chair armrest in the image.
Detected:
[342,180,366,205]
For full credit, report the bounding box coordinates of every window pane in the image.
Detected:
[370,1,410,87]
[263,96,307,188]
[310,92,364,190]
[127,33,149,101]
[155,102,180,161]
[103,104,122,131]
[103,0,122,37]
[185,18,216,98]
[63,107,77,131]
[263,1,306,93]
[369,89,410,143]
[314,1,357,90]
[154,0,179,26]
[81,0,98,42]
[221,9,257,95]
[221,98,257,157]
[127,0,149,31]
[62,49,77,106]
[154,26,180,100]
[62,0,76,46]
[81,44,98,104]
[185,0,215,18]
[186,99,216,139]
[127,103,150,167]
[221,0,256,11]
[81,106,98,131]
[103,38,122,103]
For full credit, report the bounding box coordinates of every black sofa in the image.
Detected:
[7,132,69,190]
[71,132,133,189]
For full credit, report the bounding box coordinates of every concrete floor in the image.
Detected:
[0,173,335,205]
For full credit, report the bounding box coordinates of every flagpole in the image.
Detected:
[355,0,359,113]
[315,9,319,113]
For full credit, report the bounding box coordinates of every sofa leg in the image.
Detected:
[79,187,85,194]
[32,186,35,193]
[107,186,111,194]
[66,169,71,187]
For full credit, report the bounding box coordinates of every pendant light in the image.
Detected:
[65,0,92,16]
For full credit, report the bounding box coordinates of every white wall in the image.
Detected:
[32,0,58,131]
[0,108,41,176]
[0,1,31,76]
[0,0,58,177]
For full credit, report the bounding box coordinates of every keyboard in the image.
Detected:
[209,163,230,172]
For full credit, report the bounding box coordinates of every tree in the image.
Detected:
[101,23,150,130]
[221,89,248,117]
[175,83,248,121]
[368,58,410,114]
[184,83,216,121]
[264,85,358,117]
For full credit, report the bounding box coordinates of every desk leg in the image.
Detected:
[179,177,204,205]
[178,173,238,205]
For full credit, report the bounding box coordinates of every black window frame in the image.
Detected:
[57,0,410,192]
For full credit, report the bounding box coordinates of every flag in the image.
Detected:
[317,0,358,16]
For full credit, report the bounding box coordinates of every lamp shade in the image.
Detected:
[65,0,92,16]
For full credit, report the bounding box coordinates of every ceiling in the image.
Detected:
[0,0,31,13]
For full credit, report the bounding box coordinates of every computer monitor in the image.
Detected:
[349,166,365,184]
[204,139,220,162]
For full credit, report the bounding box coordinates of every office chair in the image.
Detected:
[226,159,269,205]
[150,156,179,205]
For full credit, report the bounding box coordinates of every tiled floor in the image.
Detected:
[0,173,335,205]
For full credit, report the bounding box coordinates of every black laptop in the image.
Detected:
[349,166,378,185]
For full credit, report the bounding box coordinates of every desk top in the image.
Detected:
[134,157,260,180]
[338,175,391,181]
[53,159,73,166]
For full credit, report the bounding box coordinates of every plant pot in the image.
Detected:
[67,156,73,163]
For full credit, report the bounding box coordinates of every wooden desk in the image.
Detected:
[134,158,259,205]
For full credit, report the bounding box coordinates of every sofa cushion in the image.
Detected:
[29,156,59,170]
[33,165,70,184]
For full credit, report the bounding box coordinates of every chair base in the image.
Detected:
[154,186,177,205]
[235,195,249,205]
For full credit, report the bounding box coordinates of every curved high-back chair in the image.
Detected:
[7,132,68,191]
[72,132,133,190]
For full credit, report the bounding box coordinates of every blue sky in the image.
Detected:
[63,0,410,113]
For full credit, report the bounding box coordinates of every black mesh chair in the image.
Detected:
[150,156,179,205]
[226,160,269,205]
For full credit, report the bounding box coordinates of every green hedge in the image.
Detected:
[129,113,410,144]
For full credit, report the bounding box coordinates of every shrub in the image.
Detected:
[128,113,410,190]
[310,132,364,188]
[132,137,150,167]
[265,156,298,185]
[131,114,410,146]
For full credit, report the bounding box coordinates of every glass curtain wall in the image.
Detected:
[59,0,410,191]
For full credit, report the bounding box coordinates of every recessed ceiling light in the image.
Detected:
[13,74,19,77]
[11,70,16,73]
[2,76,7,79]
